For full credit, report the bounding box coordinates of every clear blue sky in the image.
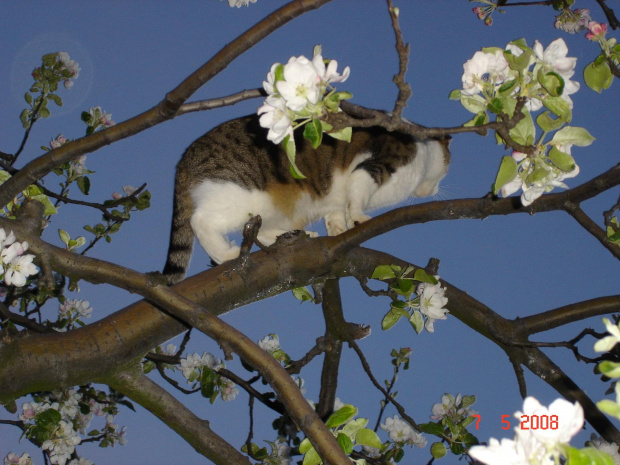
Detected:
[1,1,619,464]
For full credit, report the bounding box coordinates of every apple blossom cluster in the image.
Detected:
[453,38,597,207]
[258,49,351,177]
[372,265,449,334]
[56,299,93,332]
[258,333,292,365]
[180,352,239,402]
[18,388,127,465]
[259,51,350,142]
[0,229,38,287]
[554,8,592,34]
[430,393,477,424]
[82,106,115,135]
[21,52,80,129]
[468,397,584,465]
[499,147,581,207]
[587,434,620,463]
[381,415,426,448]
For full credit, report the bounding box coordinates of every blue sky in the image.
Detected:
[1,1,619,464]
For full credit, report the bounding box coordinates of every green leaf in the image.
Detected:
[430,442,447,459]
[25,92,33,105]
[420,421,446,437]
[59,229,71,246]
[391,278,414,298]
[508,108,535,146]
[536,111,565,132]
[487,97,503,114]
[342,417,368,440]
[48,93,63,107]
[0,170,11,184]
[548,146,576,172]
[371,265,398,280]
[38,106,51,118]
[303,118,323,149]
[562,445,615,465]
[598,360,620,378]
[461,395,476,409]
[493,155,518,195]
[597,399,620,420]
[20,109,31,128]
[409,310,424,334]
[292,286,314,302]
[356,428,383,449]
[337,432,353,454]
[382,306,408,331]
[460,95,487,114]
[81,111,92,123]
[551,126,595,147]
[274,64,285,84]
[328,126,352,142]
[325,404,357,428]
[584,61,613,93]
[413,269,437,284]
[302,446,322,465]
[77,176,91,195]
[31,193,58,216]
[537,70,564,97]
[283,135,306,179]
[448,89,461,100]
[299,438,313,454]
[543,96,572,123]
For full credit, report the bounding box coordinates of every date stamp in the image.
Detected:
[470,414,560,430]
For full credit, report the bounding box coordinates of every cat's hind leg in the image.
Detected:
[345,169,377,229]
[190,212,241,264]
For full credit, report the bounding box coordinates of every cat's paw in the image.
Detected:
[304,230,319,238]
[347,213,371,229]
[210,246,241,264]
[326,221,347,236]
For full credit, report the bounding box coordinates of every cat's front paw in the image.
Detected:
[347,213,371,229]
[326,221,347,236]
[304,230,319,238]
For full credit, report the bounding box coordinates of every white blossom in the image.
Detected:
[461,50,510,96]
[57,51,80,89]
[67,459,94,465]
[59,299,93,320]
[276,55,321,112]
[273,439,292,465]
[258,334,281,354]
[4,253,38,287]
[532,38,579,108]
[380,415,426,448]
[595,318,620,352]
[469,397,583,465]
[4,453,33,465]
[180,352,223,381]
[555,8,591,34]
[416,279,448,332]
[588,434,620,464]
[312,53,350,85]
[258,96,294,144]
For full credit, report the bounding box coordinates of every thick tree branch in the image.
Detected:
[518,296,620,335]
[109,369,250,465]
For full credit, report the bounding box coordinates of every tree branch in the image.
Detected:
[109,368,251,465]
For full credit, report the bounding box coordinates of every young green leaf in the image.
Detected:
[492,156,518,195]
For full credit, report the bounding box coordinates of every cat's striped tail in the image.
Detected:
[162,191,195,286]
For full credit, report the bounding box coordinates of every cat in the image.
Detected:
[163,114,450,285]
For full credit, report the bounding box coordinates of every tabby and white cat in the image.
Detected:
[163,114,450,285]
